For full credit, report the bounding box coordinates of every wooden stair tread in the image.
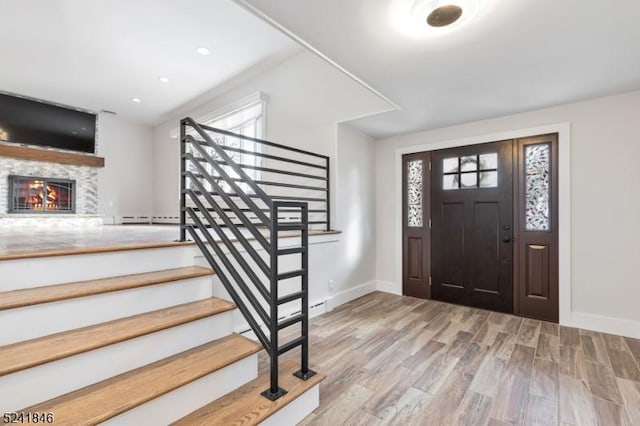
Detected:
[0,240,196,261]
[172,359,326,426]
[0,298,234,377]
[22,334,261,425]
[0,266,214,311]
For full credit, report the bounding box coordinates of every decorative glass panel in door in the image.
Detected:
[524,144,550,231]
[407,160,423,227]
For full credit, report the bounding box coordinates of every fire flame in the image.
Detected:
[26,181,60,210]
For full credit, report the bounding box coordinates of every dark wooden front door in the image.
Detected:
[431,140,514,313]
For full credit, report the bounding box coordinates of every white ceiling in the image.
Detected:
[239,0,640,138]
[0,0,299,124]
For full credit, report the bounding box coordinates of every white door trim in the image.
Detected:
[392,122,571,325]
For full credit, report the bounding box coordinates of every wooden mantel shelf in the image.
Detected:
[0,144,105,167]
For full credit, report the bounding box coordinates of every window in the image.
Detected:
[187,95,265,194]
[442,153,498,190]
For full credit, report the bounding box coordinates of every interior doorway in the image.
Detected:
[402,134,559,322]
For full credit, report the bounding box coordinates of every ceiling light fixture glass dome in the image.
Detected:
[390,0,482,37]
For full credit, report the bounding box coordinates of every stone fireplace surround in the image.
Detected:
[0,144,104,227]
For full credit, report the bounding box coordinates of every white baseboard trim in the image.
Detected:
[571,312,640,339]
[325,281,377,312]
[103,216,153,225]
[152,216,180,225]
[376,280,402,295]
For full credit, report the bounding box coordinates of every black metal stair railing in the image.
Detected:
[178,117,329,400]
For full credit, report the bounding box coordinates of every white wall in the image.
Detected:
[152,50,391,220]
[375,90,640,337]
[152,50,390,304]
[97,113,154,221]
[334,123,377,294]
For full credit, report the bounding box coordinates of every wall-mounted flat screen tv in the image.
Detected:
[0,93,96,154]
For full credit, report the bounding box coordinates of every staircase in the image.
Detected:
[0,243,324,425]
[1,117,330,424]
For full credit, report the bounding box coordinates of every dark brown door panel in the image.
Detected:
[407,237,424,280]
[472,201,500,294]
[440,202,465,287]
[431,140,514,313]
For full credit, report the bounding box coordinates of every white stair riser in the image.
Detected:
[2,246,199,291]
[212,282,259,334]
[0,276,215,345]
[262,384,320,426]
[102,354,258,426]
[0,312,234,412]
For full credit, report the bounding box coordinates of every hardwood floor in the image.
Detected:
[261,292,640,426]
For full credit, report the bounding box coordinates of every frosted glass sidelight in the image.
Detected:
[408,160,423,227]
[525,144,550,231]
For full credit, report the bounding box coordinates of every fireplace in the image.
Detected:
[8,175,76,213]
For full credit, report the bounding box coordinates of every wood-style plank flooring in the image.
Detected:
[261,292,640,426]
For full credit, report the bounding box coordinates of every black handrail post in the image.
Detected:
[294,203,317,381]
[326,157,331,232]
[261,201,287,401]
[179,119,187,242]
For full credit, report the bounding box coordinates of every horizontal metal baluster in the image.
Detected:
[189,138,326,169]
[190,191,327,203]
[190,157,328,181]
[189,119,330,160]
[189,173,328,192]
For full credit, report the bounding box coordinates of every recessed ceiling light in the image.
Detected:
[390,0,482,37]
[158,77,170,83]
[196,47,211,56]
[131,97,142,103]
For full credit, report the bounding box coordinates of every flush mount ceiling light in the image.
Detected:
[390,0,482,37]
[158,77,169,83]
[130,97,142,103]
[427,4,463,27]
[196,47,211,56]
